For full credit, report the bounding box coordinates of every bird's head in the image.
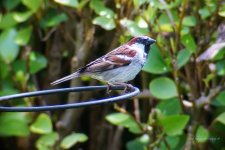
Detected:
[127,36,156,53]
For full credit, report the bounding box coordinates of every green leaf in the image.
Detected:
[0,13,18,29]
[203,73,214,88]
[76,0,89,10]
[12,59,26,73]
[209,122,225,149]
[15,26,32,46]
[212,46,225,61]
[158,115,190,136]
[153,0,182,10]
[15,71,27,83]
[199,2,216,19]
[128,123,142,134]
[143,45,170,74]
[198,7,211,19]
[219,4,225,17]
[195,126,209,143]
[0,29,19,63]
[126,134,149,150]
[12,60,27,84]
[12,60,28,84]
[120,18,148,36]
[54,0,79,8]
[41,13,68,28]
[106,112,132,124]
[40,10,68,28]
[143,6,157,24]
[150,0,182,10]
[105,113,142,134]
[13,11,33,23]
[60,133,88,149]
[154,10,179,32]
[0,82,19,96]
[215,59,225,76]
[156,98,181,115]
[0,62,9,79]
[30,113,52,134]
[214,90,225,106]
[90,0,115,18]
[166,0,182,9]
[133,0,148,8]
[182,16,197,27]
[215,112,225,125]
[36,132,59,150]
[3,0,21,10]
[160,134,186,150]
[150,77,178,100]
[177,49,191,69]
[181,33,197,53]
[22,0,42,12]
[93,16,116,30]
[0,112,30,137]
[29,51,48,74]
[135,16,148,28]
[159,134,187,150]
[181,26,190,35]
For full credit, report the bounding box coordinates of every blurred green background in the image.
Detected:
[0,0,225,149]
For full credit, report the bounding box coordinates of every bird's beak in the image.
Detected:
[150,39,156,45]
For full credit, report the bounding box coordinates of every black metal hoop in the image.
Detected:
[0,85,140,112]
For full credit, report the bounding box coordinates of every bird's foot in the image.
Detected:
[113,83,133,93]
[123,83,133,93]
[107,83,113,95]
[107,83,134,94]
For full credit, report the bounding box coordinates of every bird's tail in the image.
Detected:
[50,72,80,85]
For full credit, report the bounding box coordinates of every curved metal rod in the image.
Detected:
[0,85,140,112]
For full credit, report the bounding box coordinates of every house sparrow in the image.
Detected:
[51,36,156,90]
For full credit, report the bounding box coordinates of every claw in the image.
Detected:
[106,82,134,94]
[107,83,113,95]
[113,82,133,93]
[122,84,133,93]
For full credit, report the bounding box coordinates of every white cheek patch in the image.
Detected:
[117,55,133,60]
[130,43,145,56]
[130,43,148,61]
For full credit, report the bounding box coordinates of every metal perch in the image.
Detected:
[0,85,140,112]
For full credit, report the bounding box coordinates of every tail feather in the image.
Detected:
[51,72,80,85]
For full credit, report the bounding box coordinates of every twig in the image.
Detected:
[175,0,188,51]
[57,9,95,133]
[42,26,57,41]
[183,125,193,150]
[158,0,175,30]
[114,104,144,132]
[163,137,171,150]
[149,132,165,148]
[114,104,144,131]
[133,98,141,122]
[196,85,225,107]
[137,89,192,108]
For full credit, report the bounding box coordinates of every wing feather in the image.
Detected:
[79,45,137,73]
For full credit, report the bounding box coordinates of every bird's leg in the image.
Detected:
[123,83,133,93]
[114,82,133,93]
[107,83,114,95]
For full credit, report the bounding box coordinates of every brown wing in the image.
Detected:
[78,45,137,73]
